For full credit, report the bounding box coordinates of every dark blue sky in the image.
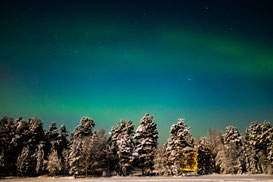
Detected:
[1,0,273,143]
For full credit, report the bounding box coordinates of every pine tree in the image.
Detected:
[87,129,107,176]
[46,123,63,176]
[216,126,245,174]
[47,150,62,176]
[11,117,29,153]
[0,116,15,176]
[59,124,69,175]
[46,123,59,151]
[35,141,46,174]
[109,120,134,176]
[165,118,195,176]
[244,121,273,174]
[244,122,262,174]
[133,113,158,175]
[59,124,69,153]
[197,137,213,175]
[106,135,119,176]
[68,117,95,176]
[263,121,273,174]
[16,117,45,176]
[9,117,29,176]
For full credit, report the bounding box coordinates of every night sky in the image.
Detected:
[1,0,273,143]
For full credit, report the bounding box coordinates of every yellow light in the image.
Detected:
[182,151,197,172]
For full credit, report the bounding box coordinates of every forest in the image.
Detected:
[0,113,272,177]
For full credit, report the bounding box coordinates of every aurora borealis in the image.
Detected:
[0,0,273,143]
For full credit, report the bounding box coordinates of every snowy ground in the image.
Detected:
[2,175,273,182]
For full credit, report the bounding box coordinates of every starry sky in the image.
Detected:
[1,0,273,143]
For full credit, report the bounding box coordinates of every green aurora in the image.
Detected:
[0,0,273,143]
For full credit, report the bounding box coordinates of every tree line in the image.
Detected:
[0,113,272,177]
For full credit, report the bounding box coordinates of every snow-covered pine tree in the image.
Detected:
[109,120,134,176]
[35,141,46,175]
[197,137,213,175]
[59,124,69,175]
[216,126,245,174]
[16,117,45,176]
[0,116,15,176]
[262,121,273,174]
[244,121,273,174]
[46,123,62,176]
[106,136,118,176]
[68,117,95,176]
[59,124,69,153]
[244,122,262,174]
[46,123,60,151]
[133,113,158,175]
[9,117,29,175]
[87,129,107,176]
[165,118,195,176]
[47,150,61,176]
